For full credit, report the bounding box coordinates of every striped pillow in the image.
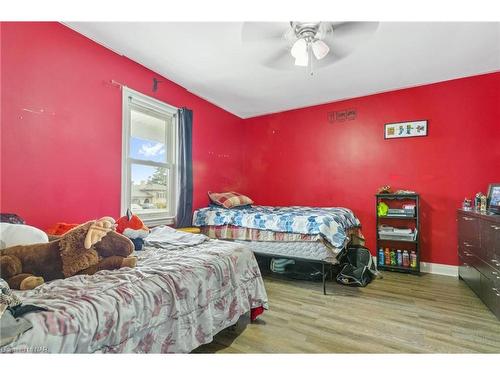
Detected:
[208,191,254,209]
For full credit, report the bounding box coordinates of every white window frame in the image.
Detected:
[121,87,178,226]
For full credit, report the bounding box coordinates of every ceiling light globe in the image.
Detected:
[294,54,309,67]
[312,39,330,60]
[291,38,307,59]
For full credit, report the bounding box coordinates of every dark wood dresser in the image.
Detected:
[457,209,500,319]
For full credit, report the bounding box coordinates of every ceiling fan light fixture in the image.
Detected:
[294,53,308,67]
[291,38,307,58]
[312,39,330,60]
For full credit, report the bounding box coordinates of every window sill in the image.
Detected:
[142,216,175,228]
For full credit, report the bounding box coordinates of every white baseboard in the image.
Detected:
[373,256,458,277]
[419,262,458,277]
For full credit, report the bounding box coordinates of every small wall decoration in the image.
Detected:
[384,120,428,139]
[328,109,356,123]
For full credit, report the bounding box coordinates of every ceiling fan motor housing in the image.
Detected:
[291,22,322,41]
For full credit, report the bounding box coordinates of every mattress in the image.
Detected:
[200,224,322,242]
[200,225,365,263]
[234,240,338,264]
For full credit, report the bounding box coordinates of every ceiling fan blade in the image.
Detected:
[241,22,291,43]
[327,42,354,60]
[316,22,333,40]
[328,21,380,40]
[316,21,379,64]
[283,26,298,45]
[261,48,297,70]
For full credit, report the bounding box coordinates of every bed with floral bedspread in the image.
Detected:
[1,239,268,353]
[193,205,361,250]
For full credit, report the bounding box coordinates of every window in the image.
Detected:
[121,87,178,225]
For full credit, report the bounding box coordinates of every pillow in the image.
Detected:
[0,213,25,225]
[0,223,49,250]
[209,203,252,210]
[208,191,254,209]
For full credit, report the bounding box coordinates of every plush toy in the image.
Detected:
[377,185,392,194]
[116,209,150,251]
[46,222,79,236]
[0,217,136,290]
[377,202,389,217]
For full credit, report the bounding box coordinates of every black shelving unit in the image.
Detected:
[376,193,420,274]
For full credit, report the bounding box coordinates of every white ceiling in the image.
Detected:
[65,22,500,118]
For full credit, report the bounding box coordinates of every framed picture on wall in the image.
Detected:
[384,120,428,139]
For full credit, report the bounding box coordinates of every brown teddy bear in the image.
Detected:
[0,217,137,290]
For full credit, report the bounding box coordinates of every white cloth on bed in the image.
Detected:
[144,226,208,249]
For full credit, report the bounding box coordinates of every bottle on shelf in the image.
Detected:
[410,251,417,269]
[378,248,384,266]
[390,249,397,266]
[396,250,403,266]
[402,250,410,267]
[384,248,391,265]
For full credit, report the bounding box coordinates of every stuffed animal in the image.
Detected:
[116,209,150,250]
[0,217,136,290]
[46,222,79,236]
[377,185,392,194]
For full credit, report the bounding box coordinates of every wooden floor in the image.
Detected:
[194,271,500,353]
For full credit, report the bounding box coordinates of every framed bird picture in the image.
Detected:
[384,120,428,139]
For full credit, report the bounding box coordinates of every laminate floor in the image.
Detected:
[194,272,500,353]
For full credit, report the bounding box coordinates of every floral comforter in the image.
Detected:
[193,205,361,249]
[1,240,268,353]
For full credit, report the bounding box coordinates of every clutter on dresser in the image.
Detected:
[375,192,420,274]
[487,183,500,214]
[464,184,500,215]
[474,192,488,212]
[462,198,472,211]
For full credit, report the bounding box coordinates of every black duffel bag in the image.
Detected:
[336,245,381,287]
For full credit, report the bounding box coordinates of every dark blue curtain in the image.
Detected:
[176,108,194,228]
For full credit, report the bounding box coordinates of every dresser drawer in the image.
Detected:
[458,246,482,268]
[478,260,500,282]
[458,241,484,261]
[480,273,500,319]
[457,213,480,248]
[481,219,500,267]
[459,254,481,297]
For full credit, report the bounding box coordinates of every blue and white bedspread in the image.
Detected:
[193,206,361,249]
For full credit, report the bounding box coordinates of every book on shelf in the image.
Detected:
[378,225,417,241]
[393,228,412,234]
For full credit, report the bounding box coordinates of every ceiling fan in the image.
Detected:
[241,21,379,76]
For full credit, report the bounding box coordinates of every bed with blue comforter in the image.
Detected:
[192,205,361,251]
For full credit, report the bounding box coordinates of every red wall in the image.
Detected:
[0,22,245,229]
[242,72,500,266]
[2,22,498,266]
